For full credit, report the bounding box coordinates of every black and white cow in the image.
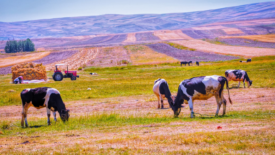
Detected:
[20,87,70,127]
[247,58,251,62]
[153,79,174,109]
[196,61,199,66]
[225,70,252,88]
[171,76,232,118]
[180,61,188,66]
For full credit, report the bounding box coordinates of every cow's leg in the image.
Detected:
[53,111,57,122]
[47,108,51,125]
[159,94,164,109]
[238,81,240,88]
[21,102,31,127]
[215,95,222,117]
[158,96,160,109]
[222,96,227,116]
[243,80,246,88]
[188,98,194,118]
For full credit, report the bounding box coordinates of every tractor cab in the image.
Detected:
[52,64,79,81]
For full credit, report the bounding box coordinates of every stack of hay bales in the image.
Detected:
[11,62,47,81]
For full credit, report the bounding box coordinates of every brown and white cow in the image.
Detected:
[225,70,252,88]
[171,75,232,118]
[20,87,70,127]
[153,79,174,109]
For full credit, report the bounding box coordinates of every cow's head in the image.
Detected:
[173,106,181,118]
[172,99,182,118]
[248,80,253,88]
[61,109,70,122]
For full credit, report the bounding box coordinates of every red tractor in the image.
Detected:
[52,64,79,81]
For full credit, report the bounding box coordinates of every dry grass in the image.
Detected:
[172,39,275,57]
[154,30,192,40]
[125,45,178,65]
[123,33,136,42]
[0,52,50,68]
[46,48,98,70]
[222,34,275,43]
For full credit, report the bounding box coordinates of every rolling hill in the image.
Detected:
[0,1,275,40]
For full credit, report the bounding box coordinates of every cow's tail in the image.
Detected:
[225,79,232,104]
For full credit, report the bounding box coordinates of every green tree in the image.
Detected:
[4,38,35,53]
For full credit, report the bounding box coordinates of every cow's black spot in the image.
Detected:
[232,70,243,79]
[218,76,226,97]
[159,82,173,104]
[182,76,206,96]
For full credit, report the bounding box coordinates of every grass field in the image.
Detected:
[0,56,274,107]
[0,56,274,154]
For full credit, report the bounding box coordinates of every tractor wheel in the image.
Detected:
[53,72,63,81]
[71,75,76,81]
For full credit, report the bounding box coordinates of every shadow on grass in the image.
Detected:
[28,125,46,128]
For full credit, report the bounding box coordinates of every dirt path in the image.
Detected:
[0,88,274,120]
[172,39,275,57]
[0,52,50,68]
[123,33,136,43]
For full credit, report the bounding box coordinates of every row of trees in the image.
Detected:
[4,38,35,53]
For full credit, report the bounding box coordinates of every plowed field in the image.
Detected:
[172,39,275,57]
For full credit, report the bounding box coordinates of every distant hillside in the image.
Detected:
[0,2,275,40]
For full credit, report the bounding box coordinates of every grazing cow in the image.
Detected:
[247,58,251,62]
[20,87,70,127]
[188,61,192,66]
[225,70,252,88]
[180,61,188,66]
[153,79,174,109]
[196,61,199,66]
[170,76,232,118]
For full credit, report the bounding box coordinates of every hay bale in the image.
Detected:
[11,62,47,81]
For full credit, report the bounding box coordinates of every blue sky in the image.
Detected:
[0,0,273,22]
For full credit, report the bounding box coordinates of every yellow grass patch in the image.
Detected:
[125,45,178,65]
[0,52,50,68]
[172,39,275,57]
[222,34,275,43]
[222,28,244,34]
[154,30,192,40]
[123,33,136,43]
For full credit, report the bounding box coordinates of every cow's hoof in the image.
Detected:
[190,112,195,118]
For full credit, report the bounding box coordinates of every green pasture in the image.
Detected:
[0,56,274,106]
